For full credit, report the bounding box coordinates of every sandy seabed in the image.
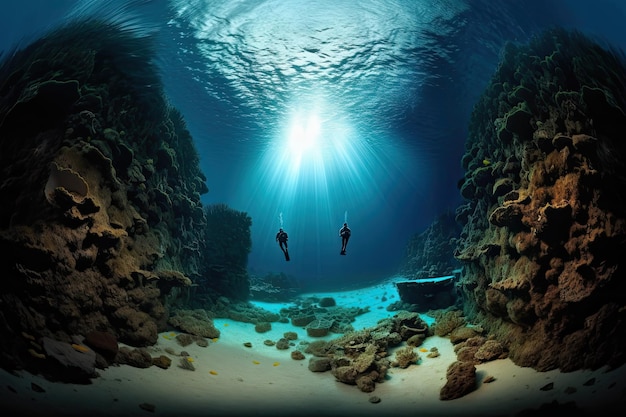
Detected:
[1,277,625,417]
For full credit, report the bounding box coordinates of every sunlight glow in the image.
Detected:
[287,113,320,156]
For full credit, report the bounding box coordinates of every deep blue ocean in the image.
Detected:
[2,0,625,289]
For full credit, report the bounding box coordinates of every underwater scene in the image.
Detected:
[1,0,626,416]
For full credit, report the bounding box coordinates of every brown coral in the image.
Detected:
[439,361,476,401]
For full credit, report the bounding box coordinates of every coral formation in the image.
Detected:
[455,28,626,371]
[439,361,476,400]
[392,345,419,368]
[399,210,462,278]
[199,203,252,301]
[168,309,220,339]
[308,311,430,393]
[0,19,225,381]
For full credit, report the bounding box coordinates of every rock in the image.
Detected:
[439,361,476,400]
[115,346,152,368]
[84,330,118,362]
[308,357,331,372]
[318,297,336,307]
[152,355,171,369]
[41,337,97,383]
[306,318,333,337]
[291,314,316,327]
[395,276,457,309]
[291,350,305,360]
[276,338,291,350]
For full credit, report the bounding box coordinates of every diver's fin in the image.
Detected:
[285,251,290,261]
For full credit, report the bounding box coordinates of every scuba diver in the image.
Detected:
[276,228,290,261]
[339,222,351,255]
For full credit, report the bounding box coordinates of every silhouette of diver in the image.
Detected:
[339,222,351,255]
[276,228,290,261]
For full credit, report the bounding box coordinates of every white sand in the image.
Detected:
[1,277,624,416]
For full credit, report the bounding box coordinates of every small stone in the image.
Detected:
[583,378,596,386]
[139,403,156,412]
[368,396,381,404]
[31,382,45,393]
[539,382,554,391]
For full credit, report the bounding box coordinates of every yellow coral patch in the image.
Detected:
[71,344,90,353]
[162,332,177,340]
[28,348,45,359]
[252,360,260,365]
[209,370,218,375]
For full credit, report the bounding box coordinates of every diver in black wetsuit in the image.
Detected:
[276,228,290,261]
[339,222,351,255]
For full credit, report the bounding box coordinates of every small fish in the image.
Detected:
[252,360,260,365]
[212,338,219,343]
[272,362,280,367]
[419,348,429,352]
[209,370,218,375]
[186,357,194,362]
[223,323,229,327]
[482,158,491,166]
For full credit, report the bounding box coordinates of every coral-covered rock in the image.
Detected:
[115,346,153,369]
[254,322,272,333]
[439,361,476,401]
[455,28,626,371]
[168,309,220,339]
[308,357,331,372]
[391,345,418,369]
[399,210,461,279]
[152,355,172,369]
[290,350,305,360]
[0,19,209,380]
[307,318,334,337]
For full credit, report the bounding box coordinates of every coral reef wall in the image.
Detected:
[0,19,208,369]
[455,29,626,372]
[198,203,252,302]
[399,210,461,279]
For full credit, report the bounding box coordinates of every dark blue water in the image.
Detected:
[3,0,625,289]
